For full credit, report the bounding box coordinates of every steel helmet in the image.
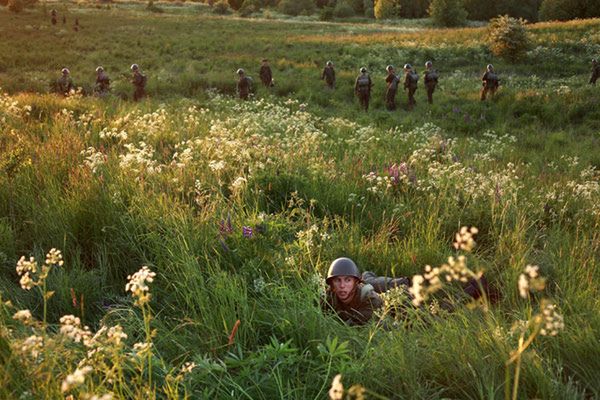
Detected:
[403,63,412,70]
[96,66,104,73]
[61,68,70,75]
[326,61,333,66]
[487,64,494,70]
[425,61,433,68]
[237,68,245,75]
[386,65,394,72]
[360,67,367,73]
[130,64,139,71]
[326,257,362,284]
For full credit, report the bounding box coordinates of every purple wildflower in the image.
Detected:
[219,214,233,236]
[242,226,253,238]
[453,106,461,113]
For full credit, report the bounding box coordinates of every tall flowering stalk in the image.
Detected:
[15,248,64,329]
[125,266,157,394]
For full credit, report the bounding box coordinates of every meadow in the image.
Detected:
[0,3,600,399]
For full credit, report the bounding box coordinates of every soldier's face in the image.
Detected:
[331,276,358,304]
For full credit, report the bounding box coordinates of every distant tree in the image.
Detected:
[539,0,582,20]
[213,0,231,13]
[334,0,356,16]
[7,0,24,12]
[279,0,315,15]
[399,0,430,18]
[428,0,467,26]
[374,0,400,19]
[227,0,243,10]
[497,0,542,21]
[0,0,9,6]
[319,5,334,19]
[463,0,498,20]
[488,15,530,61]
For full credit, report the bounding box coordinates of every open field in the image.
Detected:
[1,3,600,399]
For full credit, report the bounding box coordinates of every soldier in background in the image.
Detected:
[481,64,499,101]
[51,9,57,25]
[403,64,418,110]
[56,68,74,97]
[131,64,147,102]
[423,61,439,104]
[237,68,252,100]
[589,59,600,85]
[259,59,273,88]
[354,67,373,112]
[94,66,110,97]
[321,61,336,89]
[385,65,399,111]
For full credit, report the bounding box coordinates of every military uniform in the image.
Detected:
[57,75,74,96]
[323,283,383,326]
[51,9,57,25]
[322,65,336,89]
[354,72,373,112]
[95,71,110,97]
[481,70,499,101]
[385,71,399,111]
[589,62,600,85]
[404,69,418,110]
[259,63,273,87]
[423,68,439,104]
[237,75,252,100]
[132,70,147,102]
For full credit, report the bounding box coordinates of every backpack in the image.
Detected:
[357,75,370,93]
[140,74,147,87]
[409,72,419,84]
[389,75,399,91]
[485,72,498,87]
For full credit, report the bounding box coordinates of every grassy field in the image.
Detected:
[1,3,600,399]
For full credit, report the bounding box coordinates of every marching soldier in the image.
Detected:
[237,68,253,100]
[321,61,336,89]
[94,66,110,97]
[354,67,373,112]
[481,64,499,101]
[589,59,600,85]
[385,65,399,111]
[403,64,418,110]
[130,64,147,102]
[423,61,439,104]
[259,59,273,87]
[56,68,74,96]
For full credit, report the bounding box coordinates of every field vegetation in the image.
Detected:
[1,3,599,399]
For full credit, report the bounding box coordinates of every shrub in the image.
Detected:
[278,0,315,16]
[227,0,243,10]
[319,6,334,20]
[374,0,400,19]
[334,0,356,17]
[0,0,8,6]
[364,5,375,16]
[7,0,24,12]
[428,0,467,26]
[213,0,230,13]
[487,14,530,61]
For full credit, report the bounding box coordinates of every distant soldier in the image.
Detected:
[236,68,253,100]
[94,66,110,97]
[321,61,336,89]
[423,61,439,105]
[74,18,79,32]
[354,67,373,112]
[384,65,399,111]
[259,59,273,87]
[130,64,147,102]
[403,64,418,110]
[62,15,66,24]
[589,59,600,85]
[481,64,499,101]
[51,9,57,25]
[56,68,74,96]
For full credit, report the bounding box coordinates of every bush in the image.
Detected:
[398,0,430,17]
[0,0,8,6]
[374,0,400,19]
[278,0,315,15]
[319,6,334,20]
[487,14,530,61]
[213,0,231,13]
[428,0,467,26]
[364,5,375,16]
[334,0,356,17]
[227,0,243,10]
[7,0,24,12]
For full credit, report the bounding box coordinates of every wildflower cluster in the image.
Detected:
[125,266,156,306]
[16,248,63,291]
[517,264,546,299]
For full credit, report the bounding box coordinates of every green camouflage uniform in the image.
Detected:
[259,64,273,87]
[95,71,110,97]
[423,69,438,104]
[237,75,252,100]
[57,75,74,96]
[323,284,383,326]
[481,71,499,100]
[385,71,399,111]
[322,65,336,89]
[589,63,600,85]
[404,70,418,110]
[132,71,146,102]
[354,73,373,112]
